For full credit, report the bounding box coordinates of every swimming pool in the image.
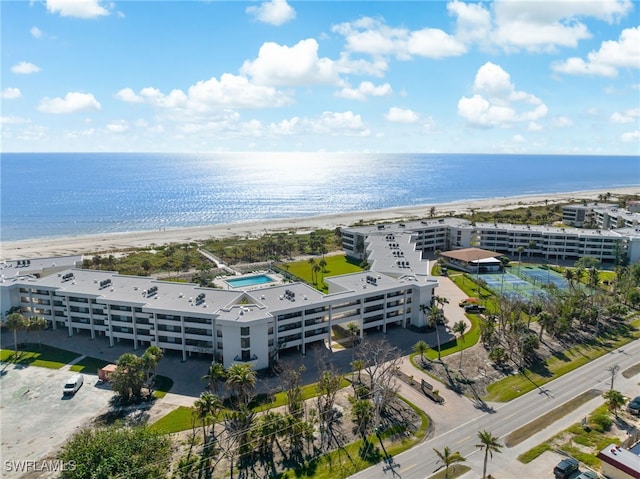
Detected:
[226,274,275,288]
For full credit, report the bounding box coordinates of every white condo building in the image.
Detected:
[0,264,437,370]
[342,217,640,267]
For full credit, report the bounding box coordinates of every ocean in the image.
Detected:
[1,152,638,242]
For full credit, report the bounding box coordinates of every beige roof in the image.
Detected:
[440,248,500,262]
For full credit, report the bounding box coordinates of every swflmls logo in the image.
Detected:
[4,460,76,472]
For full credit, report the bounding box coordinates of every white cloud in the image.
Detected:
[1,88,22,99]
[458,62,547,127]
[38,92,101,114]
[332,17,409,59]
[11,61,40,74]
[407,28,466,58]
[513,134,525,143]
[115,88,144,103]
[246,0,295,26]
[270,111,370,136]
[621,130,640,143]
[385,107,419,123]
[30,26,43,38]
[610,108,640,123]
[241,39,339,86]
[336,81,392,100]
[528,121,543,131]
[46,0,110,18]
[106,121,129,133]
[551,116,573,128]
[0,116,30,124]
[552,26,639,77]
[125,74,291,114]
[490,0,633,53]
[447,0,491,44]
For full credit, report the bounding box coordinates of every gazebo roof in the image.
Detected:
[440,247,501,262]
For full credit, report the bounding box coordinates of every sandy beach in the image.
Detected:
[2,186,638,260]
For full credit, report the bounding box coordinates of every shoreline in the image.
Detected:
[2,186,638,260]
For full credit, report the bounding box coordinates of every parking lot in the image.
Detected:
[0,363,113,478]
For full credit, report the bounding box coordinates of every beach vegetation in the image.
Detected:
[58,424,171,479]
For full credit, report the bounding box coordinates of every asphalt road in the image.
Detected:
[349,338,640,479]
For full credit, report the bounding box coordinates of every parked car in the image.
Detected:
[464,304,486,313]
[554,457,579,479]
[458,298,479,307]
[576,471,599,479]
[63,374,84,395]
[627,396,640,415]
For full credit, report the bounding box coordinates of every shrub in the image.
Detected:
[590,412,612,433]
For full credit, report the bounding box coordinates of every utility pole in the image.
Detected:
[606,364,620,390]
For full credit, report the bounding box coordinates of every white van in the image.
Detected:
[63,374,84,395]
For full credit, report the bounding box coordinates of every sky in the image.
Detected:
[1,0,639,154]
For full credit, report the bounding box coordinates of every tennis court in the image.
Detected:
[480,265,569,301]
[518,265,569,289]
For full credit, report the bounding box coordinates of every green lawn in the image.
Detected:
[69,356,112,373]
[410,314,481,364]
[0,344,81,369]
[152,375,174,399]
[280,255,363,292]
[151,377,351,433]
[149,406,201,434]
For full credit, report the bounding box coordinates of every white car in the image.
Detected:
[63,374,84,395]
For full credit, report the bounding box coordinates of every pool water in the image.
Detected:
[226,274,274,288]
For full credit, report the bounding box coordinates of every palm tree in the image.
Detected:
[476,430,503,479]
[351,359,364,384]
[517,246,525,273]
[312,263,322,286]
[5,312,27,354]
[141,345,163,382]
[565,268,575,290]
[428,305,443,361]
[26,316,47,349]
[412,340,429,365]
[433,446,466,479]
[308,258,317,284]
[193,391,221,446]
[537,311,554,340]
[603,389,625,418]
[346,321,360,362]
[453,320,467,370]
[202,362,226,394]
[225,363,256,407]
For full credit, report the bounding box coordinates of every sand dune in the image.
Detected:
[2,186,637,260]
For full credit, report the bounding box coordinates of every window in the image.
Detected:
[241,337,250,348]
[241,327,250,336]
[216,329,223,337]
[241,350,251,362]
[217,341,223,350]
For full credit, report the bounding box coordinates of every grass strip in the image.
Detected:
[622,363,640,379]
[505,389,601,448]
[0,344,81,369]
[428,465,471,479]
[152,375,173,399]
[409,314,481,365]
[69,355,112,373]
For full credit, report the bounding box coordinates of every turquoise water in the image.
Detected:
[226,275,274,288]
[1,152,637,241]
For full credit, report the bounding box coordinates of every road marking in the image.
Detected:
[400,464,416,473]
[503,412,517,420]
[456,435,470,445]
